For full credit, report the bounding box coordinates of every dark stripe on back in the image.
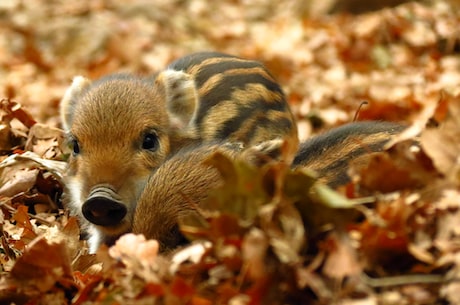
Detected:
[192,61,265,88]
[195,73,284,125]
[214,107,260,140]
[215,112,293,141]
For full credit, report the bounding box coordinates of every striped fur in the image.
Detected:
[60,52,297,252]
[293,121,404,187]
[166,52,297,146]
[133,121,405,251]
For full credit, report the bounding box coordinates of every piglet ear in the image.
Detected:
[60,76,92,131]
[155,69,199,136]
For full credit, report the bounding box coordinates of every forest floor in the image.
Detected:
[1,1,460,304]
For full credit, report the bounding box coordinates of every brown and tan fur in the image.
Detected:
[293,121,404,187]
[132,121,404,252]
[132,143,243,251]
[60,52,298,252]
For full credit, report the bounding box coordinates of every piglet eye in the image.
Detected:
[142,133,159,151]
[71,139,80,155]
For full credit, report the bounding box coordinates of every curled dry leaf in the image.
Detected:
[0,99,36,155]
[0,168,38,197]
[384,93,439,149]
[0,151,67,182]
[0,99,36,129]
[108,233,161,283]
[25,123,67,160]
[420,95,460,180]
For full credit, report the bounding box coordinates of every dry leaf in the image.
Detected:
[10,236,72,291]
[322,232,361,279]
[420,96,460,178]
[0,1,459,304]
[0,168,38,197]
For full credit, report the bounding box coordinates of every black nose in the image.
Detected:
[82,188,127,226]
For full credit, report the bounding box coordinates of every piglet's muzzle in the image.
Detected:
[82,187,127,227]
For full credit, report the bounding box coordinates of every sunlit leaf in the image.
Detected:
[312,183,356,209]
